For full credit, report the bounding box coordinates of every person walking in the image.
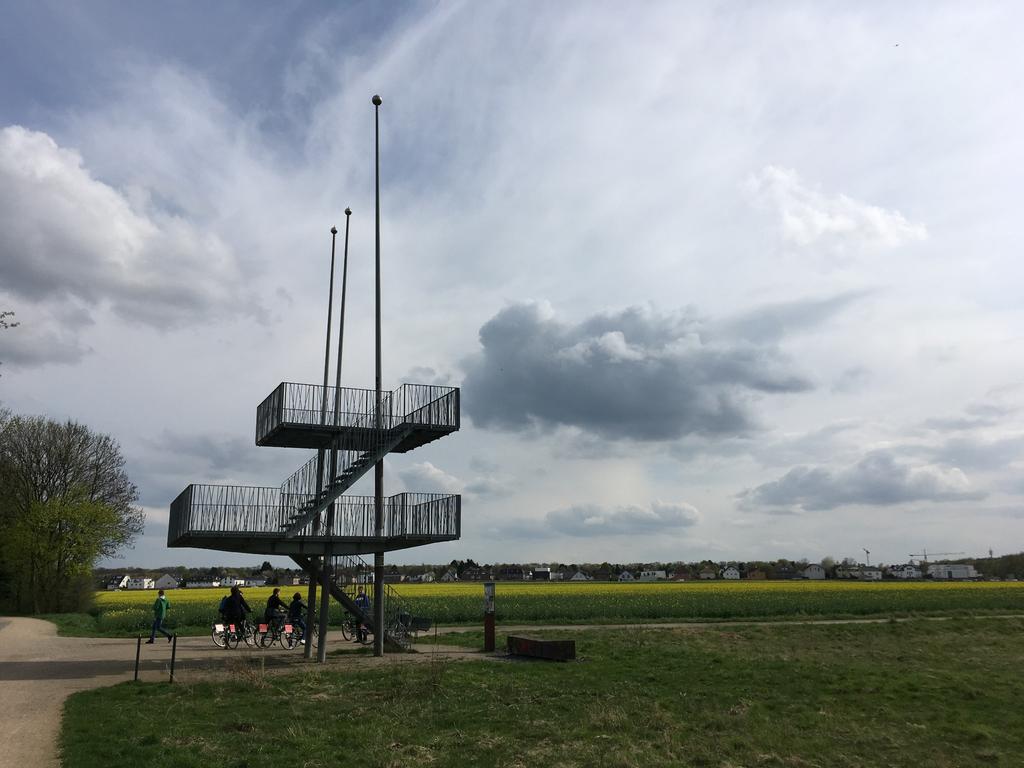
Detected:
[146,589,173,643]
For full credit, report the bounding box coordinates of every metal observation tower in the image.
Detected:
[168,96,461,660]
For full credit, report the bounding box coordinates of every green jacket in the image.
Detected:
[153,596,169,619]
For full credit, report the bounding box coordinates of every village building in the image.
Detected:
[802,564,826,580]
[153,574,181,590]
[126,577,155,590]
[618,571,636,582]
[928,563,978,580]
[105,575,130,590]
[720,566,741,580]
[570,570,591,581]
[890,563,922,579]
[699,567,717,580]
[639,570,667,582]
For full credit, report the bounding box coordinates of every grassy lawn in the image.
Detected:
[62,617,1024,767]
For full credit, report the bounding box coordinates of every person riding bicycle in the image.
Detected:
[354,586,371,643]
[288,592,308,642]
[223,585,252,635]
[264,587,288,631]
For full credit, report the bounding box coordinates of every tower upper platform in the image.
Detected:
[256,382,459,452]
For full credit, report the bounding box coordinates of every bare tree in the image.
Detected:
[0,415,144,612]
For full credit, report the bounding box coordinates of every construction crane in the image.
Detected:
[862,548,870,566]
[908,549,965,574]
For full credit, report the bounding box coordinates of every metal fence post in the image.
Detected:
[134,635,141,681]
[169,635,177,684]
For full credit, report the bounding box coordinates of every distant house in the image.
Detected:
[720,566,741,580]
[532,567,551,581]
[835,566,861,580]
[126,577,155,590]
[592,570,613,581]
[802,564,826,580]
[497,566,529,581]
[639,570,667,582]
[890,563,921,580]
[928,563,978,580]
[746,570,767,580]
[699,568,717,580]
[570,571,591,581]
[186,580,221,589]
[383,574,404,584]
[859,568,882,581]
[418,572,436,583]
[462,568,490,581]
[106,575,130,591]
[775,564,798,580]
[439,569,459,583]
[671,569,691,581]
[154,574,180,590]
[549,570,565,581]
[618,571,635,582]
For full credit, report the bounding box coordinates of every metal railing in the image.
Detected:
[331,553,426,649]
[168,486,460,543]
[256,382,459,443]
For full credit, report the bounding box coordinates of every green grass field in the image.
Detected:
[61,617,1024,767]
[57,580,1024,637]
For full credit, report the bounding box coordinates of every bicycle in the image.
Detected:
[259,615,289,648]
[341,614,372,644]
[282,621,317,650]
[211,619,244,649]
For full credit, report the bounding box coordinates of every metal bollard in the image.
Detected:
[169,635,177,684]
[483,582,495,652]
[134,635,141,681]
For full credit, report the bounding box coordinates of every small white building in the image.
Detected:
[106,575,130,590]
[928,563,978,580]
[699,568,717,580]
[126,577,155,590]
[439,569,459,583]
[639,570,667,582]
[618,571,635,582]
[891,564,922,579]
[570,571,590,581]
[720,566,741,580]
[154,574,181,590]
[802,564,826,580]
[186,580,221,589]
[549,570,565,581]
[859,568,882,581]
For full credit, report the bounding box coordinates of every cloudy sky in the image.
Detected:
[2,1,1022,569]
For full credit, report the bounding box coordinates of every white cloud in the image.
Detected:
[746,165,927,250]
[0,125,261,334]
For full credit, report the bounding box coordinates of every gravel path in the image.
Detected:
[0,617,474,768]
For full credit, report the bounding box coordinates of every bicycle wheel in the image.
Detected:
[211,624,226,648]
[242,620,258,647]
[278,627,293,650]
[260,629,276,648]
[227,627,240,649]
[340,620,351,641]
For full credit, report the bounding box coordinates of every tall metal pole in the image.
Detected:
[305,225,338,660]
[318,210,351,663]
[372,93,385,657]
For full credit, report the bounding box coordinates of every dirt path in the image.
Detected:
[0,617,475,768]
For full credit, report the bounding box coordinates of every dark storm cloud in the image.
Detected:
[738,450,986,512]
[461,302,813,442]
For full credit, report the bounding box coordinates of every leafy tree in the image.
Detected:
[0,415,143,613]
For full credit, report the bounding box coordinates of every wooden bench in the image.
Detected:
[506,635,575,661]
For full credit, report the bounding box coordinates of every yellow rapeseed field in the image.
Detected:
[92,579,1024,634]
